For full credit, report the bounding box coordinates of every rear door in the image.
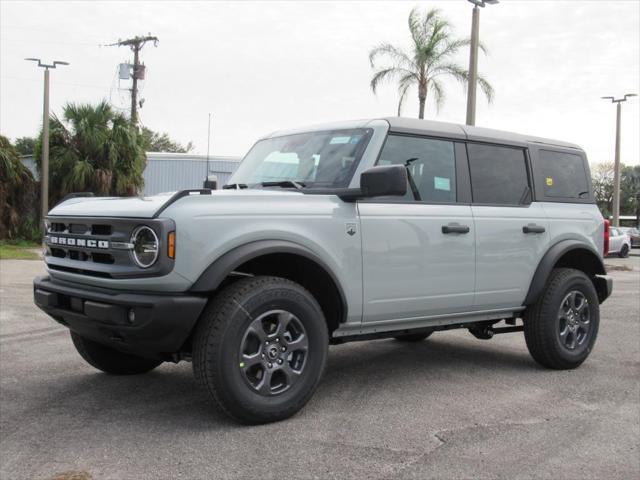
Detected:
[359,135,475,323]
[467,143,550,310]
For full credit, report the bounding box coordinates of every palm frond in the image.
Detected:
[430,79,446,113]
[369,42,415,70]
[396,72,418,116]
[477,74,495,103]
[370,67,401,94]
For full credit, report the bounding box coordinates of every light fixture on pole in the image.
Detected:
[601,93,637,227]
[465,0,498,126]
[25,58,70,229]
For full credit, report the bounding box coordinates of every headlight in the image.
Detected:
[130,226,159,268]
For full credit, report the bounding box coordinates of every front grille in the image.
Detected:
[91,252,115,264]
[43,216,175,279]
[69,223,89,234]
[91,224,112,236]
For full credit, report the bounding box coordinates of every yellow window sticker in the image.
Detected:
[546,177,554,186]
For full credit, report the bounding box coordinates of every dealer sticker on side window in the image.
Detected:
[329,136,351,144]
[434,176,451,191]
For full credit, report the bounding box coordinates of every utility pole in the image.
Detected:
[206,113,212,181]
[465,0,498,126]
[25,58,69,229]
[107,35,158,125]
[601,93,637,226]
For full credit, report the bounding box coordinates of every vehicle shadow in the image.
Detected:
[30,335,536,430]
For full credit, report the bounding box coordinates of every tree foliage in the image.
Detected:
[592,162,614,217]
[140,127,193,153]
[369,7,493,119]
[592,162,640,225]
[34,101,146,206]
[0,135,38,239]
[621,164,640,226]
[14,136,37,156]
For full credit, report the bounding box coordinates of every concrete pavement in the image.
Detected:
[1,259,638,479]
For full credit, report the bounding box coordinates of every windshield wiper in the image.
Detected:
[259,180,306,190]
[222,183,249,190]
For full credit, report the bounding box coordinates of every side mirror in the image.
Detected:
[360,165,407,198]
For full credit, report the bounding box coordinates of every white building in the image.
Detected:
[21,152,242,196]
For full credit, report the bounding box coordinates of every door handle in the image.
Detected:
[442,223,470,234]
[523,224,546,234]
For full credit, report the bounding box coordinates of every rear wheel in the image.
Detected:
[70,332,162,375]
[394,330,433,342]
[193,276,328,424]
[524,268,599,370]
[619,244,630,258]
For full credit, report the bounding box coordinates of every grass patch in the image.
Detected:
[0,240,40,260]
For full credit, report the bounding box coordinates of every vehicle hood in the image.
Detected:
[47,189,306,219]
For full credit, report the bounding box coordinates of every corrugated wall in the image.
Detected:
[142,153,241,195]
[20,153,242,196]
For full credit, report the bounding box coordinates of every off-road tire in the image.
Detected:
[70,332,162,375]
[524,268,599,370]
[619,244,630,258]
[394,331,433,342]
[192,276,329,424]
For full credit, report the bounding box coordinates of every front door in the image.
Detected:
[359,135,475,323]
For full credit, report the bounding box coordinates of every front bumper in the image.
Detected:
[33,276,207,359]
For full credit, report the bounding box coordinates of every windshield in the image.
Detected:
[229,128,373,188]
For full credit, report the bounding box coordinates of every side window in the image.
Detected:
[467,144,530,205]
[377,135,457,203]
[538,150,589,199]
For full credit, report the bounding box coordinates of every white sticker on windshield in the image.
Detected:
[330,136,351,144]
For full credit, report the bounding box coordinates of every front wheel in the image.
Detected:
[523,268,599,370]
[193,276,328,424]
[70,332,162,375]
[619,244,630,258]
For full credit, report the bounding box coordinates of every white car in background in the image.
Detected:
[608,227,631,258]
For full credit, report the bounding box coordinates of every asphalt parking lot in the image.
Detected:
[1,256,639,480]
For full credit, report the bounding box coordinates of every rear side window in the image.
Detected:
[378,135,457,203]
[538,150,589,199]
[467,144,530,205]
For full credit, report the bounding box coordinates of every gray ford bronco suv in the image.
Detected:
[34,118,612,423]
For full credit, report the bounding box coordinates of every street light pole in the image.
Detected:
[25,58,69,229]
[465,0,498,126]
[601,94,637,227]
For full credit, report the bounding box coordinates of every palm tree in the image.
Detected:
[0,135,37,239]
[369,7,494,119]
[35,101,146,206]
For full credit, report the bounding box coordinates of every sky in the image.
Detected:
[1,0,639,165]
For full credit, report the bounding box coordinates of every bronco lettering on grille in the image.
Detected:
[48,236,110,249]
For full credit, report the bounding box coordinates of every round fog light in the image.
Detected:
[128,309,136,324]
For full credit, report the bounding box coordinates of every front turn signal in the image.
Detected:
[168,231,176,259]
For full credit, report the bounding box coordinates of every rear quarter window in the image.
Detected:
[538,150,589,199]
